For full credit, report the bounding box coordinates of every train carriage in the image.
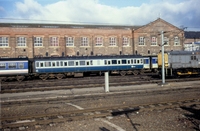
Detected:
[32,55,145,80]
[0,58,29,81]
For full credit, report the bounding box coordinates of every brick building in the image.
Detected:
[184,31,200,51]
[0,18,184,58]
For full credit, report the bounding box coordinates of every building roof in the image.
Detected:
[0,23,141,30]
[184,31,200,39]
[135,18,183,32]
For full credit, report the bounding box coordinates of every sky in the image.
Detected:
[0,0,200,31]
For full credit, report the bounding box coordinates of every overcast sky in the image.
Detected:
[0,0,200,31]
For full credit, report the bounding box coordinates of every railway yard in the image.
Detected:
[1,75,200,131]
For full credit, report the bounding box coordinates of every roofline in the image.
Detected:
[135,18,183,31]
[0,23,142,30]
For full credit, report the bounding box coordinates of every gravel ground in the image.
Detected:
[20,106,200,131]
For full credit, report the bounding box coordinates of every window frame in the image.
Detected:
[109,37,116,46]
[151,36,157,46]
[66,37,74,46]
[0,37,9,47]
[139,37,145,46]
[81,37,89,46]
[122,37,129,46]
[34,37,43,47]
[17,37,26,47]
[174,36,180,46]
[95,36,103,46]
[50,37,59,46]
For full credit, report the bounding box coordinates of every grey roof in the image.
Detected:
[0,23,141,30]
[184,31,200,39]
[167,50,200,55]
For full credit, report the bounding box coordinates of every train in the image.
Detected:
[1,50,199,82]
[157,50,200,77]
[0,55,158,81]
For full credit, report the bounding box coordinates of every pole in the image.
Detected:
[105,72,109,92]
[161,31,165,84]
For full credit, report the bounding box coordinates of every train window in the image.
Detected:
[52,62,56,67]
[76,61,79,66]
[68,61,74,66]
[86,61,90,65]
[90,60,93,65]
[108,61,111,65]
[127,60,130,64]
[8,63,17,69]
[56,61,59,66]
[45,62,50,67]
[104,60,107,65]
[118,60,121,64]
[60,61,63,66]
[144,59,149,64]
[36,62,39,67]
[64,61,67,66]
[140,59,143,63]
[152,58,157,63]
[40,62,44,67]
[112,60,117,64]
[18,63,24,69]
[122,60,126,64]
[0,63,6,69]
[137,60,140,64]
[194,56,196,60]
[80,61,85,65]
[134,59,136,64]
[131,59,133,64]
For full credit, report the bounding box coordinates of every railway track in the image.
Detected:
[1,76,200,93]
[1,98,199,130]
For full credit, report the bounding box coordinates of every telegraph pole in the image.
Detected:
[161,31,165,84]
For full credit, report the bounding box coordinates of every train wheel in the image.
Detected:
[120,71,126,76]
[16,76,25,82]
[56,74,64,79]
[133,70,139,75]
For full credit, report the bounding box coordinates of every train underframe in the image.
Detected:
[158,67,200,77]
[0,69,153,82]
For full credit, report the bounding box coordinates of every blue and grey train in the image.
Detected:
[0,55,158,81]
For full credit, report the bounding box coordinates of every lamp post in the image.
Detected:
[161,31,165,84]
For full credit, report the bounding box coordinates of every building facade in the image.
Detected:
[184,31,200,51]
[0,18,185,58]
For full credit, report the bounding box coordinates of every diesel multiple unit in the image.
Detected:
[0,55,158,81]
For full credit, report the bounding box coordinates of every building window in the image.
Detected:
[66,37,74,46]
[151,37,157,46]
[109,37,116,46]
[50,37,59,46]
[34,37,43,46]
[174,36,180,46]
[81,37,88,46]
[164,37,169,46]
[17,37,26,47]
[139,37,145,45]
[122,37,129,46]
[0,37,9,47]
[95,37,103,46]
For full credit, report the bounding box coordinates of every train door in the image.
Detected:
[151,57,158,69]
[143,57,150,69]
